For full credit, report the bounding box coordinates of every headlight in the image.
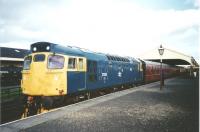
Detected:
[46,46,50,50]
[33,47,37,51]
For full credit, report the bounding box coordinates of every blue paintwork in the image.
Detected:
[52,44,84,57]
[85,60,142,91]
[67,71,86,94]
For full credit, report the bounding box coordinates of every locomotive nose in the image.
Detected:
[22,53,67,96]
[22,54,47,95]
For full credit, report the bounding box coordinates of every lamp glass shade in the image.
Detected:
[158,48,164,55]
[158,45,164,55]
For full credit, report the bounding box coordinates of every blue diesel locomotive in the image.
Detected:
[21,42,143,114]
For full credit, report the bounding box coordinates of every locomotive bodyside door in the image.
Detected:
[67,56,87,94]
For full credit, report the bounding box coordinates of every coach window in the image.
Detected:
[68,58,77,69]
[78,58,83,70]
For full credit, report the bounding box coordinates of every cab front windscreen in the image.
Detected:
[23,56,32,70]
[48,55,64,69]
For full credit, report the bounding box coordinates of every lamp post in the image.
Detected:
[158,45,164,90]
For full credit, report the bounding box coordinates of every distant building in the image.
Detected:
[0,47,29,87]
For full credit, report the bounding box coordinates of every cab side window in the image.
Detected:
[78,58,83,70]
[68,58,77,69]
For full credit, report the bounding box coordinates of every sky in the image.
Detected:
[0,0,200,63]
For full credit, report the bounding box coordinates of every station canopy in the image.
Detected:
[0,47,29,61]
[139,46,199,68]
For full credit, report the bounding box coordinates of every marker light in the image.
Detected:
[33,47,37,51]
[46,46,50,50]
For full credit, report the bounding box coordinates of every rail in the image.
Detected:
[0,85,22,103]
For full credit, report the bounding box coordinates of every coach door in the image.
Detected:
[67,57,87,94]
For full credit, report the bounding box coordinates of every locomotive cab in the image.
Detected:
[22,52,67,96]
[21,42,87,97]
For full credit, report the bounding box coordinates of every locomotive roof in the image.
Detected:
[127,57,141,64]
[30,42,137,63]
[31,42,107,61]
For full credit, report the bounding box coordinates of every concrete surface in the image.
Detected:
[1,76,198,132]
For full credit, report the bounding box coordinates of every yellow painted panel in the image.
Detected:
[22,52,67,96]
[77,57,87,72]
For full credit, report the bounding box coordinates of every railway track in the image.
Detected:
[0,86,23,124]
[1,98,24,124]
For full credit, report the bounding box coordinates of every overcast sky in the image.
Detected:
[0,0,199,62]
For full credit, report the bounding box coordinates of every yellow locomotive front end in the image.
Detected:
[21,42,87,116]
[21,52,67,96]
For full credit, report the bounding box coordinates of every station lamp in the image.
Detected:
[158,45,164,90]
[158,45,164,56]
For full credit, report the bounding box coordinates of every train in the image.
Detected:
[21,42,181,115]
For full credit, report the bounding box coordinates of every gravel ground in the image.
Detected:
[23,76,199,132]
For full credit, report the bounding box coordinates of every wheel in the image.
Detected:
[22,96,40,118]
[41,97,53,110]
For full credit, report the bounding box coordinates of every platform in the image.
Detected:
[0,76,199,132]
